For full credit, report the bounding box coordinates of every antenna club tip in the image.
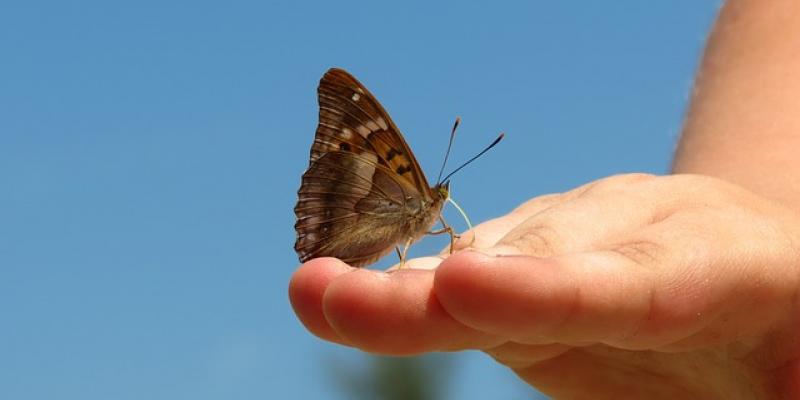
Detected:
[488,132,505,147]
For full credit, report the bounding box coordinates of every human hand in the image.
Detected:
[289,174,800,399]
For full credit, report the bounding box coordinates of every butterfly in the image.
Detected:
[293,68,458,268]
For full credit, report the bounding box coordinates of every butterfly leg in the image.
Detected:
[427,216,459,254]
[396,238,414,268]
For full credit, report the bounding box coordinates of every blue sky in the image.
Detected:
[1,1,720,399]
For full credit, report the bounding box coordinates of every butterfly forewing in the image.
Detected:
[295,68,446,267]
[314,69,431,192]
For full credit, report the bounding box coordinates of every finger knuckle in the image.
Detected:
[597,173,658,188]
[503,222,561,257]
[512,193,566,216]
[581,173,658,197]
[610,239,664,269]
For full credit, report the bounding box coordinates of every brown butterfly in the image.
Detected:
[294,68,500,268]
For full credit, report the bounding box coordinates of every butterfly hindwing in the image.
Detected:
[294,152,417,267]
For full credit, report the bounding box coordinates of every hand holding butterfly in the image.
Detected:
[290,173,800,399]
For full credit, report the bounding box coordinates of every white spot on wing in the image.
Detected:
[351,93,360,101]
[319,121,339,130]
[356,125,371,137]
[341,128,353,139]
[376,117,388,130]
[365,120,380,131]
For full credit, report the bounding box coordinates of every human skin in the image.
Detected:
[289,1,800,398]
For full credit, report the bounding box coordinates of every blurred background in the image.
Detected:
[1,1,721,399]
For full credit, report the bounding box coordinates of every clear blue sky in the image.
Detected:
[1,1,721,399]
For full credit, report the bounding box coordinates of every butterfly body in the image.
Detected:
[294,68,452,268]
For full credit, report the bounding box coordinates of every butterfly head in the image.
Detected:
[435,181,451,201]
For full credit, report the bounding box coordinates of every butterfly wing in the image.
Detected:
[295,152,422,266]
[312,68,431,193]
[294,68,440,267]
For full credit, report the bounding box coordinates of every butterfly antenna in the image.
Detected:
[440,132,504,184]
[435,117,460,185]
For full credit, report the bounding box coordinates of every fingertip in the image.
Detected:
[322,268,430,353]
[435,250,494,279]
[289,257,355,343]
[433,250,507,327]
[434,249,529,291]
[434,250,683,347]
[434,251,572,338]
